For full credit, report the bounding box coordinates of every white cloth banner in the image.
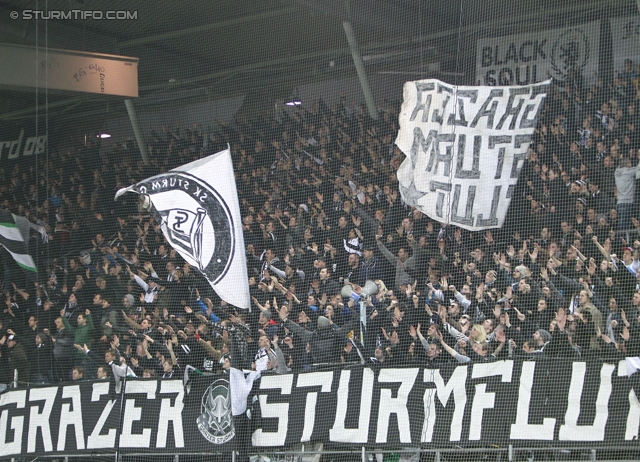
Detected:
[395,79,549,231]
[115,149,250,309]
[475,21,600,87]
[610,16,640,74]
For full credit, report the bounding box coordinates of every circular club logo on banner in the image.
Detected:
[135,172,235,285]
[550,28,590,79]
[196,379,235,444]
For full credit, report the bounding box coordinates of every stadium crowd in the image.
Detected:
[0,61,640,386]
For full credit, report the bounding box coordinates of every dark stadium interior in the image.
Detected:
[0,0,634,120]
[0,1,640,461]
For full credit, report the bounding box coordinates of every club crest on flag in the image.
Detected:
[115,149,250,310]
[196,379,235,444]
[135,172,235,285]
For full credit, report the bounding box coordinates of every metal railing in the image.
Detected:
[6,445,640,462]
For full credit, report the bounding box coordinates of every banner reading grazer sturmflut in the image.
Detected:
[1,361,640,458]
[395,79,548,231]
[115,148,250,309]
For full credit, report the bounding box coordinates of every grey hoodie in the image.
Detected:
[614,165,640,204]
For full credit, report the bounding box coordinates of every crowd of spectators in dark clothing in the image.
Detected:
[1,60,640,387]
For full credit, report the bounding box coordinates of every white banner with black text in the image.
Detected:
[395,79,548,231]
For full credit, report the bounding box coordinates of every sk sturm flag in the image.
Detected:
[115,148,250,309]
[0,209,37,276]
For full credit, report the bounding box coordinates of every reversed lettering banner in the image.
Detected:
[395,79,548,231]
[475,21,600,87]
[0,360,639,458]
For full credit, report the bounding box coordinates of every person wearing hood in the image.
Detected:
[121,293,136,313]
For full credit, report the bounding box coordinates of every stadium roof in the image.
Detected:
[0,0,632,123]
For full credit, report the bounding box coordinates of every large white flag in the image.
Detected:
[115,149,249,310]
[396,79,549,231]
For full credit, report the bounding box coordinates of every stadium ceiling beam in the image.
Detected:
[0,0,611,121]
[343,21,378,120]
[117,7,299,48]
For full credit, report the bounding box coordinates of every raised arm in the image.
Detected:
[268,336,290,375]
[278,306,314,343]
[437,332,470,363]
[376,236,397,264]
[591,236,611,261]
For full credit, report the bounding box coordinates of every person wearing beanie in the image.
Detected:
[513,265,528,279]
[123,294,135,311]
[526,328,561,358]
[534,329,552,345]
[316,315,331,329]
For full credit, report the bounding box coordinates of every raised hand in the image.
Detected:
[437,304,447,322]
[380,326,389,340]
[409,325,417,339]
[493,304,502,319]
[513,307,525,322]
[621,326,630,342]
[540,268,549,281]
[555,309,567,330]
